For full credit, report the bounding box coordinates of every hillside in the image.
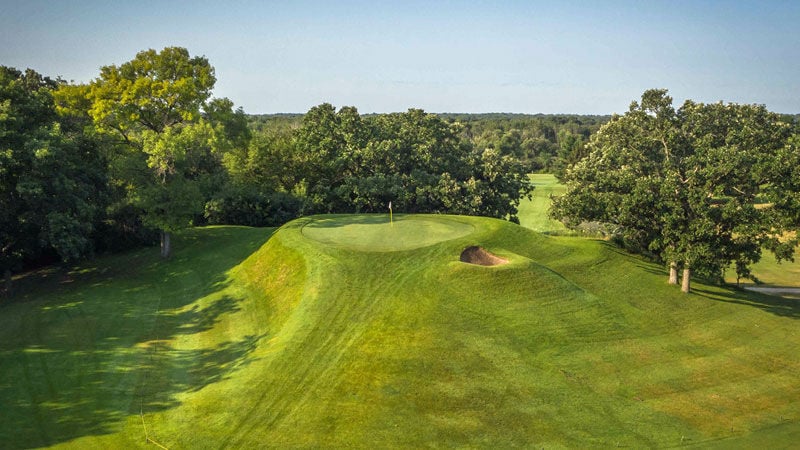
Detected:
[1,215,799,448]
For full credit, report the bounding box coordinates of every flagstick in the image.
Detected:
[389,201,393,226]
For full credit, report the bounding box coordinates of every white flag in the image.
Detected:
[389,201,392,210]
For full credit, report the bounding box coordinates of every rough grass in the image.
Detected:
[1,216,799,448]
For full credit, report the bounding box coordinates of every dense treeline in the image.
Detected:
[239,105,532,219]
[249,112,609,176]
[1,47,540,294]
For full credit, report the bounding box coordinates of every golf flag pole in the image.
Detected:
[389,201,393,226]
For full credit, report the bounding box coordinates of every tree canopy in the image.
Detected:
[284,104,534,221]
[79,47,222,258]
[1,66,107,293]
[551,89,797,292]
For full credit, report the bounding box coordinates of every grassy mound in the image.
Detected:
[1,216,799,448]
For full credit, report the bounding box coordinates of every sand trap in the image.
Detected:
[460,246,508,266]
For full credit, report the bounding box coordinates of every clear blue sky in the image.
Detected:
[1,0,798,114]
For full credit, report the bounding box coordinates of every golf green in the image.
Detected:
[301,214,475,251]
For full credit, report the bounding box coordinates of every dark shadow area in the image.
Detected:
[692,287,800,319]
[589,242,799,319]
[0,332,265,449]
[0,227,275,448]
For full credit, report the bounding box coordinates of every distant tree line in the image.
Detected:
[249,112,610,176]
[2,47,540,295]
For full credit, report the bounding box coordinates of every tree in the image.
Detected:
[1,67,106,295]
[551,89,793,293]
[763,133,800,259]
[84,47,217,258]
[289,105,533,220]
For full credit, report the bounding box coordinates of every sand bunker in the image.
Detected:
[460,246,508,266]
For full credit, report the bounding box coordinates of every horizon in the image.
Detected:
[2,1,799,115]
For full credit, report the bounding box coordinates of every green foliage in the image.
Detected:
[764,133,800,257]
[288,105,533,221]
[445,113,606,173]
[204,185,302,227]
[88,47,215,136]
[81,47,226,257]
[551,89,796,289]
[224,118,298,191]
[1,66,106,279]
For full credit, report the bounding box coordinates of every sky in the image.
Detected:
[1,0,799,114]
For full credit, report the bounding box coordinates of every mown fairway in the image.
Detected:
[1,214,799,448]
[517,174,569,234]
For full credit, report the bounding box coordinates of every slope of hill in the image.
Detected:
[1,216,799,448]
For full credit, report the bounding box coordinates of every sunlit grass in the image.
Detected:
[725,248,800,288]
[516,173,568,234]
[1,217,799,448]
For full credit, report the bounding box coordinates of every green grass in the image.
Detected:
[725,249,800,288]
[2,215,799,448]
[301,214,474,251]
[517,173,568,234]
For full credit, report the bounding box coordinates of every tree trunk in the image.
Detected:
[668,262,678,285]
[160,231,171,259]
[3,269,11,298]
[681,266,691,293]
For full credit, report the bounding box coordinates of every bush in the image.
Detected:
[204,186,302,227]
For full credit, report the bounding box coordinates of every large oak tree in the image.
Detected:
[551,89,794,292]
[82,47,218,258]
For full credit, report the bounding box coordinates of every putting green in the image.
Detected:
[301,214,475,251]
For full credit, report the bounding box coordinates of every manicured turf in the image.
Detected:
[301,214,474,251]
[516,173,569,234]
[1,215,799,448]
[725,248,800,289]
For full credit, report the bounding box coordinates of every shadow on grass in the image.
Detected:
[595,241,800,319]
[692,287,800,319]
[0,227,275,449]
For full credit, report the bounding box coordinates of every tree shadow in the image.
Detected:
[594,242,800,319]
[0,329,266,449]
[691,286,800,319]
[0,227,276,448]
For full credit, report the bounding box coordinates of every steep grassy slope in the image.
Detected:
[0,227,277,448]
[2,216,799,448]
